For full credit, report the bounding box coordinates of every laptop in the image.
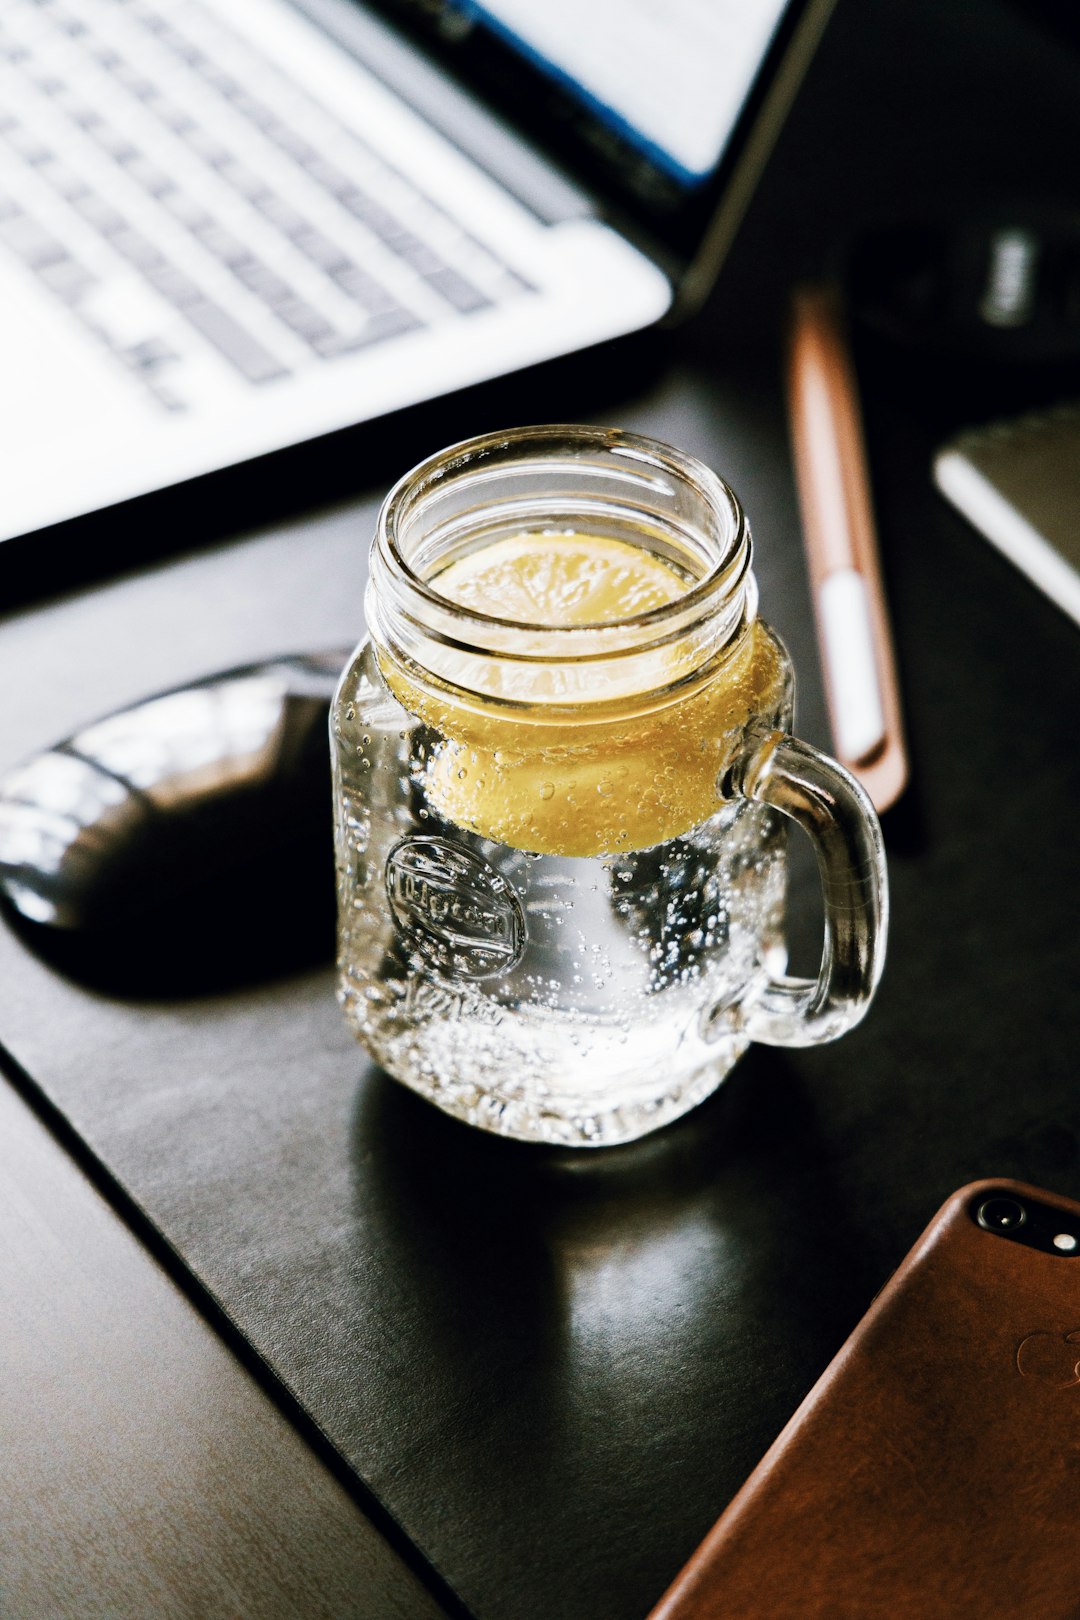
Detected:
[0,0,835,547]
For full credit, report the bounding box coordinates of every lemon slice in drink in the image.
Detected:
[382,531,785,855]
[432,531,687,624]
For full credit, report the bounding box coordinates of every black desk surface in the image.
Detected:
[2,3,1079,1617]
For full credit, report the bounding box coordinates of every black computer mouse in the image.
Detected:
[0,648,352,993]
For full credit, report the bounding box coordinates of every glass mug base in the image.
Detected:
[345,1005,750,1148]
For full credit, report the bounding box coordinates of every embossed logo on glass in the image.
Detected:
[385,835,526,980]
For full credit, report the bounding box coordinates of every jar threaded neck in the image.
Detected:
[368,425,757,711]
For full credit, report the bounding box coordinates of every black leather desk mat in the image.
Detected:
[3,353,1080,1620]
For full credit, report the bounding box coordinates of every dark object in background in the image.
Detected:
[0,650,350,994]
[842,208,1080,631]
[847,205,1080,367]
[649,1179,1080,1620]
[1009,0,1080,57]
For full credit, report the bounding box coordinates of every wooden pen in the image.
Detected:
[786,282,908,812]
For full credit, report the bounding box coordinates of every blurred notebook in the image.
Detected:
[934,401,1080,628]
[0,0,834,545]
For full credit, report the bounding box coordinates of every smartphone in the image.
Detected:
[648,1180,1080,1620]
[934,402,1080,630]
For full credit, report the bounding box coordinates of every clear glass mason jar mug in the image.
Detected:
[332,427,887,1147]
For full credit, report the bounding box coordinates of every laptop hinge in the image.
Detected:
[285,0,594,227]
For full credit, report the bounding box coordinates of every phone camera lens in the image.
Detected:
[977,1196,1027,1232]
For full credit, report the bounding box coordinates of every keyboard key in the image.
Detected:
[196,63,237,97]
[159,190,214,231]
[151,96,196,136]
[231,257,296,307]
[192,219,254,269]
[181,126,231,168]
[0,194,93,302]
[5,125,52,166]
[68,103,105,133]
[38,254,96,301]
[0,211,69,271]
[131,8,172,39]
[423,266,492,314]
[273,295,337,347]
[37,155,92,202]
[214,156,273,205]
[124,335,178,371]
[251,193,310,240]
[500,266,539,296]
[309,331,367,360]
[181,297,288,383]
[161,30,204,69]
[108,224,165,270]
[224,88,276,133]
[93,127,140,164]
[312,309,424,358]
[328,262,401,316]
[118,153,175,199]
[108,61,157,100]
[337,187,392,234]
[262,120,317,166]
[404,238,452,283]
[69,190,125,234]
[51,12,88,39]
[300,156,356,201]
[291,224,352,274]
[143,259,201,308]
[360,307,425,343]
[89,43,123,72]
[33,74,69,100]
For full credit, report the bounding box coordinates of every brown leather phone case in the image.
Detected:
[648,1180,1080,1620]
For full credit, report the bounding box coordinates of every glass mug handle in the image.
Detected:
[723,732,888,1047]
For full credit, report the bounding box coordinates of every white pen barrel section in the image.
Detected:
[818,568,886,763]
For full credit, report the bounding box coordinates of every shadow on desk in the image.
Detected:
[346,1051,883,1620]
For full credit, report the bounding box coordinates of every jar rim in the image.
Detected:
[368,425,757,708]
[376,424,749,641]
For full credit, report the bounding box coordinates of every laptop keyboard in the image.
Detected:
[0,0,537,410]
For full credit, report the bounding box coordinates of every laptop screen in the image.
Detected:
[452,0,792,189]
[371,0,825,261]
